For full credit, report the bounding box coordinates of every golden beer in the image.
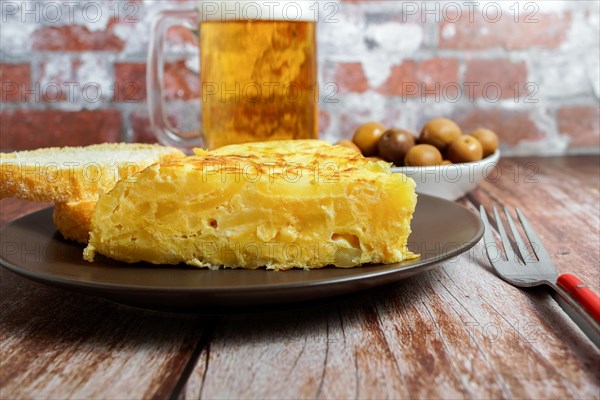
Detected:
[199,20,318,149]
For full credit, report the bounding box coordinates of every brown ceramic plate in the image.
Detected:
[0,195,482,312]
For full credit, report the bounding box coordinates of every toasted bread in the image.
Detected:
[1,143,184,202]
[53,201,96,243]
[1,143,185,242]
[84,140,418,269]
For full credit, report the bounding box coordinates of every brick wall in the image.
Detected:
[1,0,598,155]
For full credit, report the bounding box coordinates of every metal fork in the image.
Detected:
[480,205,600,348]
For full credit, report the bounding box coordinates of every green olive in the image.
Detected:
[404,144,443,167]
[447,136,483,163]
[470,128,499,157]
[377,129,416,165]
[419,118,462,151]
[352,122,386,156]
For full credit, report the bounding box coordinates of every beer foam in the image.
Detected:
[196,1,318,22]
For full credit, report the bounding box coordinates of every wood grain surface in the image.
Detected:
[1,156,599,400]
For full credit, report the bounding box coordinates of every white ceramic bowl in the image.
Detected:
[391,150,501,201]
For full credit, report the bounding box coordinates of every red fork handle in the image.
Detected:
[557,274,600,324]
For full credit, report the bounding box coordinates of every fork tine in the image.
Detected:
[493,205,520,263]
[503,207,532,264]
[516,208,552,262]
[480,206,496,246]
[480,205,503,265]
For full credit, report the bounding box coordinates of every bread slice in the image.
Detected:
[1,143,185,202]
[1,143,185,243]
[84,140,418,269]
[53,201,96,243]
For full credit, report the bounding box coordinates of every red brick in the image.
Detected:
[453,109,544,147]
[557,106,600,148]
[331,63,369,94]
[506,12,572,50]
[130,112,158,144]
[113,63,146,102]
[129,111,181,144]
[32,25,124,52]
[379,63,415,96]
[0,110,121,150]
[465,59,528,100]
[114,61,199,103]
[164,60,200,101]
[378,58,459,98]
[440,11,571,50]
[0,64,31,102]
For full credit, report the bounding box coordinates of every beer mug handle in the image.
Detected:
[147,9,202,150]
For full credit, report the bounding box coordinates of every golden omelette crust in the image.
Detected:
[84,140,418,270]
[190,139,376,179]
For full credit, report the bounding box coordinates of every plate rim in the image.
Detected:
[0,194,483,295]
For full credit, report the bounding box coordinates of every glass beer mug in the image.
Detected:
[147,1,319,150]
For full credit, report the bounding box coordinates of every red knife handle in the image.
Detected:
[557,274,600,324]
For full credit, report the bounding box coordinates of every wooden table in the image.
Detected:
[1,156,599,399]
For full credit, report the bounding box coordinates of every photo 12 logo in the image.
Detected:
[400,81,539,104]
[200,81,338,104]
[0,81,141,104]
[197,1,339,23]
[1,1,140,24]
[399,1,540,23]
[0,161,147,185]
